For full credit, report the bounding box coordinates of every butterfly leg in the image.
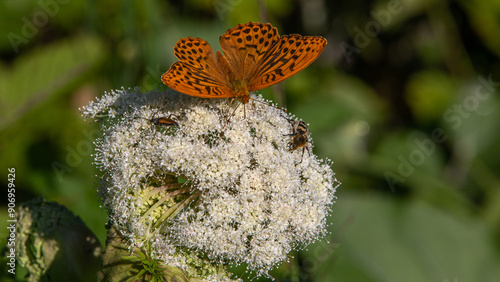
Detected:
[249,98,256,117]
[231,102,242,120]
[223,97,235,129]
[223,98,241,129]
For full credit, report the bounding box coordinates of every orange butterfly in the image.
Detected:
[161,21,326,113]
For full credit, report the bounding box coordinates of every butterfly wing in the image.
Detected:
[219,22,280,81]
[247,34,327,91]
[161,37,234,98]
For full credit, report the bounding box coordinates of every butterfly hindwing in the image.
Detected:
[162,62,233,98]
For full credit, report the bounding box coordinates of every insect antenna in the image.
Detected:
[249,97,287,113]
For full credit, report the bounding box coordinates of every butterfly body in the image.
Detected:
[162,22,327,106]
[231,80,250,104]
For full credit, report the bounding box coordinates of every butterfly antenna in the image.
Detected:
[249,97,287,113]
[223,98,235,129]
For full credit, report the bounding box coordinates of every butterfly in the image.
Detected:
[161,21,327,118]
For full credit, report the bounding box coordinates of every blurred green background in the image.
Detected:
[1,0,500,281]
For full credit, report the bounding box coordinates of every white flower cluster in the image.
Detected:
[81,87,339,279]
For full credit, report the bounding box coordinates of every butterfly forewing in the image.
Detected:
[162,37,233,98]
[219,22,280,80]
[247,35,327,91]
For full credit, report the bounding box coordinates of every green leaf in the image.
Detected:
[135,269,146,280]
[123,256,143,262]
[459,0,500,58]
[0,35,105,129]
[406,70,457,124]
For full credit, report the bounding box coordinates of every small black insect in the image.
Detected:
[139,111,180,132]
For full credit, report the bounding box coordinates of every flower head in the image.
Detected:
[81,87,339,279]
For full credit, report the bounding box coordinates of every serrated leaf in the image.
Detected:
[135,269,147,280]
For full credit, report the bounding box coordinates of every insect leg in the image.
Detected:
[223,98,240,129]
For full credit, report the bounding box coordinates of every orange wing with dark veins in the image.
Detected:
[219,22,280,81]
[247,34,327,91]
[161,37,234,98]
[162,23,327,99]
